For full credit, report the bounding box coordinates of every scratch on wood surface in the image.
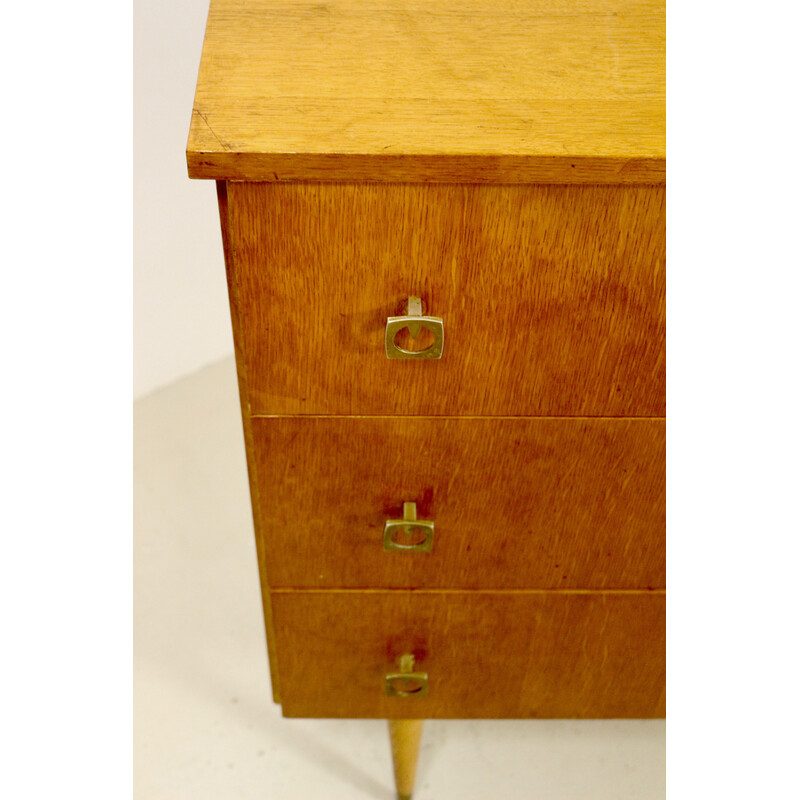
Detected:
[194,108,232,151]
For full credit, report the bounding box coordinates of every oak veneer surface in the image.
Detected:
[189,0,666,745]
[271,591,665,718]
[187,0,665,182]
[229,182,665,417]
[216,182,281,702]
[252,417,664,590]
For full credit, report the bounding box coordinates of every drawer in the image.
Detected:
[271,591,665,719]
[226,182,665,417]
[253,417,665,590]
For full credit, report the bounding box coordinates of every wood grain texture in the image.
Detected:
[252,416,664,590]
[228,182,665,417]
[388,719,423,800]
[216,182,281,703]
[271,590,665,718]
[187,0,664,182]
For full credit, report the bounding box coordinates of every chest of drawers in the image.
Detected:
[187,1,665,796]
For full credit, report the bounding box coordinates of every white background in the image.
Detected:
[2,1,799,798]
[134,0,232,399]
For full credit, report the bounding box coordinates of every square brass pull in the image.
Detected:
[385,654,429,697]
[384,502,434,553]
[384,671,429,697]
[385,296,444,359]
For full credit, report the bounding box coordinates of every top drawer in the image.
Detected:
[226,182,665,417]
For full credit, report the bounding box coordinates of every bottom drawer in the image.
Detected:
[271,591,665,719]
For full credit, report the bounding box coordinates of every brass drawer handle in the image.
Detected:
[383,502,434,553]
[385,654,429,698]
[385,296,444,359]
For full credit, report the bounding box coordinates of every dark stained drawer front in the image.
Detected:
[227,182,665,417]
[271,590,665,719]
[252,417,665,590]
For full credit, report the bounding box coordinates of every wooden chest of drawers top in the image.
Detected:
[187,0,665,184]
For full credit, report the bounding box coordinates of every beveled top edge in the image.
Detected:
[187,0,665,183]
[186,150,665,184]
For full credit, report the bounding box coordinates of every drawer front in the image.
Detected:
[271,591,665,719]
[253,417,664,590]
[228,182,665,417]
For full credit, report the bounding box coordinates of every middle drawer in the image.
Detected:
[253,416,664,590]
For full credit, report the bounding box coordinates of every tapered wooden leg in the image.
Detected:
[388,719,424,800]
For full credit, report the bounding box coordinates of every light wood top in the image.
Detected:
[187,0,665,183]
